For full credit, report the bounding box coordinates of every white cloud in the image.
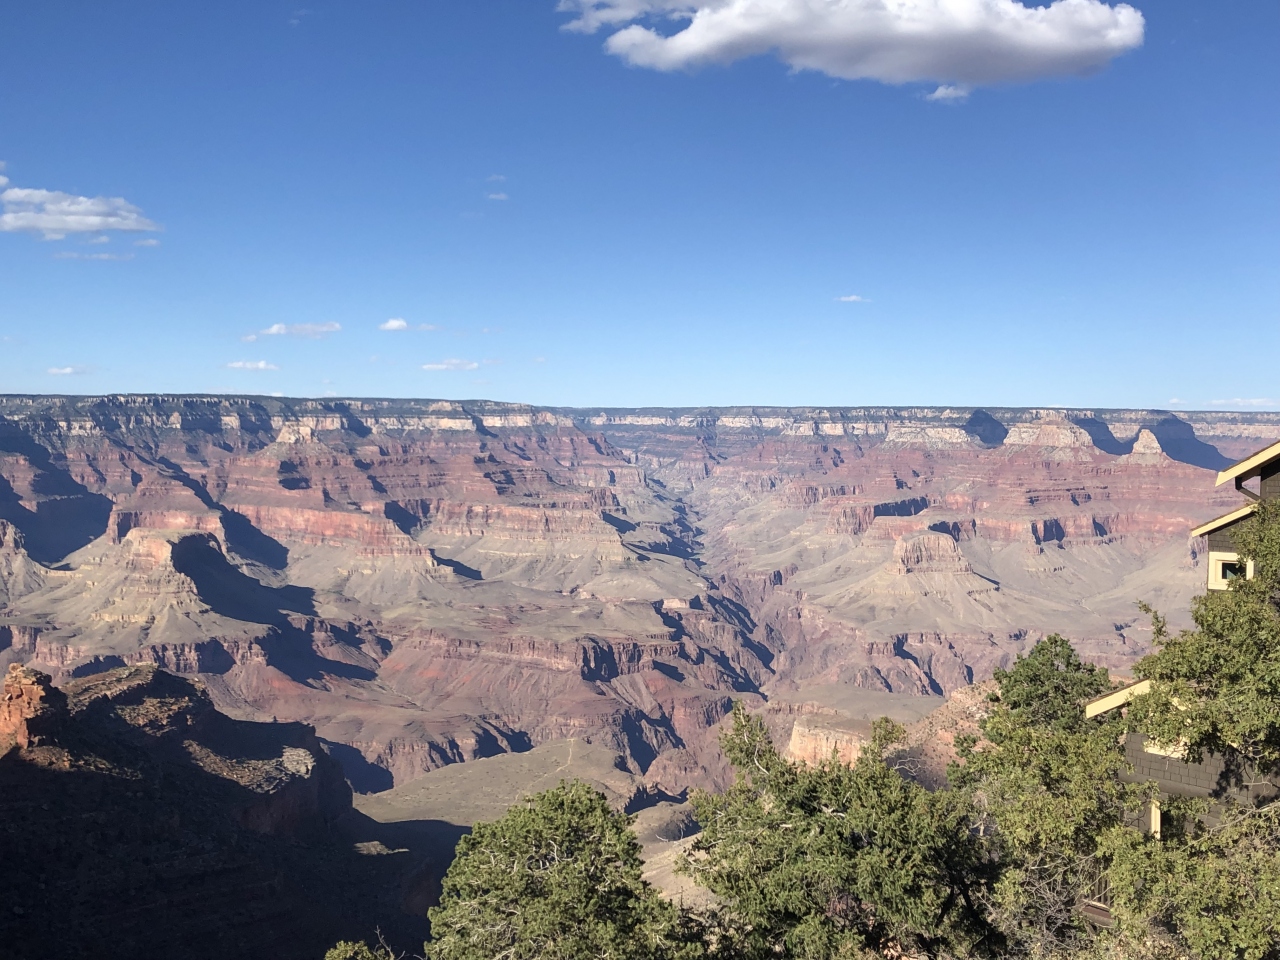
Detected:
[837,294,869,302]
[488,174,507,182]
[255,321,341,339]
[423,358,480,371]
[87,235,110,245]
[558,0,1144,92]
[925,83,970,102]
[135,238,161,247]
[227,360,280,371]
[47,366,87,376]
[488,192,509,201]
[0,167,161,240]
[53,251,134,261]
[1211,398,1280,408]
[380,318,441,332]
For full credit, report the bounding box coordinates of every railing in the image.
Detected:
[1077,861,1114,927]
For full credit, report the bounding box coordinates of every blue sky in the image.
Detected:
[0,0,1276,409]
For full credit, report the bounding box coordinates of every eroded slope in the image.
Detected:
[0,396,1275,796]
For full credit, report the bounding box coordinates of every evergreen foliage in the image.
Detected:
[324,941,400,960]
[426,780,700,960]
[1101,803,1280,960]
[681,706,994,959]
[951,636,1142,955]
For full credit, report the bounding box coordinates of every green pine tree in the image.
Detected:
[950,635,1142,956]
[681,704,994,959]
[426,780,701,960]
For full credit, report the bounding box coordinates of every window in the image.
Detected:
[1207,550,1254,591]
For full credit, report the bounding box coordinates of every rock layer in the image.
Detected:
[0,395,1275,795]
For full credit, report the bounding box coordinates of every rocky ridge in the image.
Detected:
[0,663,437,959]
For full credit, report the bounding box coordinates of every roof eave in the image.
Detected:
[1216,439,1280,487]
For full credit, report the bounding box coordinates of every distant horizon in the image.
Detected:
[3,392,1278,419]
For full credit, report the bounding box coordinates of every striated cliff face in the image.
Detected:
[0,395,1276,796]
[786,715,869,766]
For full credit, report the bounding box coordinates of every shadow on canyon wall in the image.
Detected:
[1149,416,1233,471]
[962,410,1009,447]
[0,667,441,960]
[169,534,317,624]
[155,455,291,569]
[0,422,113,564]
[1070,417,1133,455]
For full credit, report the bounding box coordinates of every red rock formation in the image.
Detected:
[1,396,1278,797]
[0,663,66,750]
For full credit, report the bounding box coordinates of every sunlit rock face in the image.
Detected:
[0,395,1275,795]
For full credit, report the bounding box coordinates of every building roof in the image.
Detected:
[1191,503,1259,539]
[1084,679,1152,719]
[1216,438,1280,487]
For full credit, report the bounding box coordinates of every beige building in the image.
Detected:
[1076,438,1280,926]
[1191,438,1280,590]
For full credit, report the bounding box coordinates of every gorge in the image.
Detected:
[1,395,1274,801]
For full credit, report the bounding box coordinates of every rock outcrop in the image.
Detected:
[786,716,869,766]
[0,664,436,959]
[0,662,65,750]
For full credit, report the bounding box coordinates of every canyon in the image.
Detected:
[1,395,1276,800]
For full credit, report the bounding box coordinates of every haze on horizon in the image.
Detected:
[0,1,1276,410]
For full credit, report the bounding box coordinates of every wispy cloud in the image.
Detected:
[53,251,134,261]
[487,174,507,182]
[925,84,970,102]
[1211,398,1280,408]
[0,162,161,240]
[487,192,509,201]
[47,366,88,376]
[87,235,110,245]
[559,0,1144,94]
[379,318,440,332]
[837,294,869,303]
[288,8,312,26]
[423,358,479,371]
[243,321,341,342]
[135,238,160,247]
[227,360,279,371]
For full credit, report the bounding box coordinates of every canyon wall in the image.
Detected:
[1,395,1275,794]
